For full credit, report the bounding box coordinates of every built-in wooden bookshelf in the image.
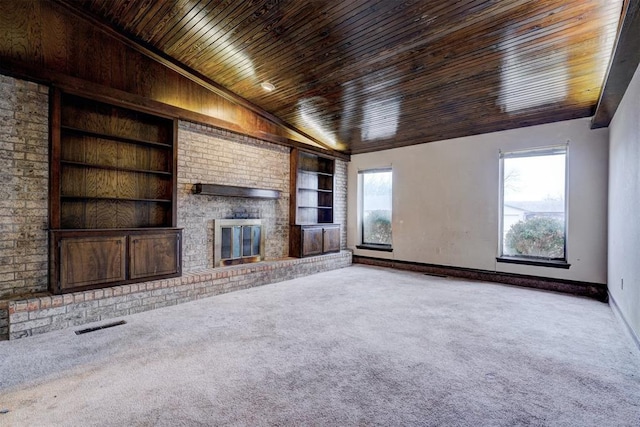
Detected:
[49,89,181,293]
[54,93,175,229]
[294,151,335,224]
[290,149,340,257]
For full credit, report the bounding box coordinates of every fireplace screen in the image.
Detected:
[214,219,264,266]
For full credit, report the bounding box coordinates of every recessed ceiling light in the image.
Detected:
[261,82,275,92]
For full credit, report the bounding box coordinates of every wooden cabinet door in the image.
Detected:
[59,236,126,291]
[301,227,323,257]
[129,232,180,280]
[323,225,341,253]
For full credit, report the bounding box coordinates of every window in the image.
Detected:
[498,146,568,267]
[358,169,393,250]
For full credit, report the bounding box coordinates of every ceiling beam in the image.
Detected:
[52,0,341,155]
[592,0,640,128]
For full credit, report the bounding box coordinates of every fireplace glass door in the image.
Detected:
[220,225,261,260]
[215,219,264,266]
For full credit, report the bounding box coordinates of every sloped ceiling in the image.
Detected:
[61,0,623,154]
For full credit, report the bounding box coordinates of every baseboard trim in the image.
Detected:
[352,256,608,302]
[609,292,640,353]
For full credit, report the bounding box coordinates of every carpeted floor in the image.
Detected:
[1,265,639,426]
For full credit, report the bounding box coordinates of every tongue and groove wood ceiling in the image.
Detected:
[64,0,623,154]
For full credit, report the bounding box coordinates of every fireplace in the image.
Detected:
[213,219,264,267]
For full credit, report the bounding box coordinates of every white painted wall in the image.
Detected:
[348,118,609,283]
[608,63,640,340]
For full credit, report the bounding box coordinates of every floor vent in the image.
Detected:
[424,273,448,278]
[75,320,126,335]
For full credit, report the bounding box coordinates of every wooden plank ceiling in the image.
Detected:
[65,0,623,154]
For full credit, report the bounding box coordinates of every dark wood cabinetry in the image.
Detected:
[322,225,341,253]
[290,224,341,257]
[49,89,181,293]
[58,234,127,291]
[289,149,340,257]
[51,229,181,293]
[129,232,181,280]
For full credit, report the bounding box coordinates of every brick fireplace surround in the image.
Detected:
[0,75,350,340]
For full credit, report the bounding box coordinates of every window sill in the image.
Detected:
[356,244,393,252]
[496,256,571,269]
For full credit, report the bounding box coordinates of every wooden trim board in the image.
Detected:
[353,255,608,302]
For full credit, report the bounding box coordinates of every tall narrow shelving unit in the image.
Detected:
[295,151,335,224]
[49,89,181,294]
[290,149,340,257]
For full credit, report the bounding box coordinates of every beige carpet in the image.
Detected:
[1,265,639,426]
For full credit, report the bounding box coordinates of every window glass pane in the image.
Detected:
[242,226,252,257]
[221,227,231,259]
[232,226,241,258]
[252,226,261,256]
[362,170,392,245]
[502,150,566,259]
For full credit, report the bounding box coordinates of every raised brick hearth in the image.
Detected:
[2,251,351,340]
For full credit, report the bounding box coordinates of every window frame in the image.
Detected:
[356,168,393,252]
[496,145,570,268]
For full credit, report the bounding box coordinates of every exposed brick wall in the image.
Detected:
[177,122,290,271]
[0,75,49,298]
[334,159,348,249]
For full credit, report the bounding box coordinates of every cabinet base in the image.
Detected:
[50,228,182,294]
[289,224,340,257]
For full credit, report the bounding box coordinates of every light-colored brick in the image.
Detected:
[177,122,290,271]
[10,317,51,332]
[0,74,48,299]
[9,312,29,323]
[142,295,165,306]
[116,300,141,310]
[28,306,66,319]
[98,296,126,306]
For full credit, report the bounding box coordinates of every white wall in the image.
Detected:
[348,118,609,283]
[608,63,640,340]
